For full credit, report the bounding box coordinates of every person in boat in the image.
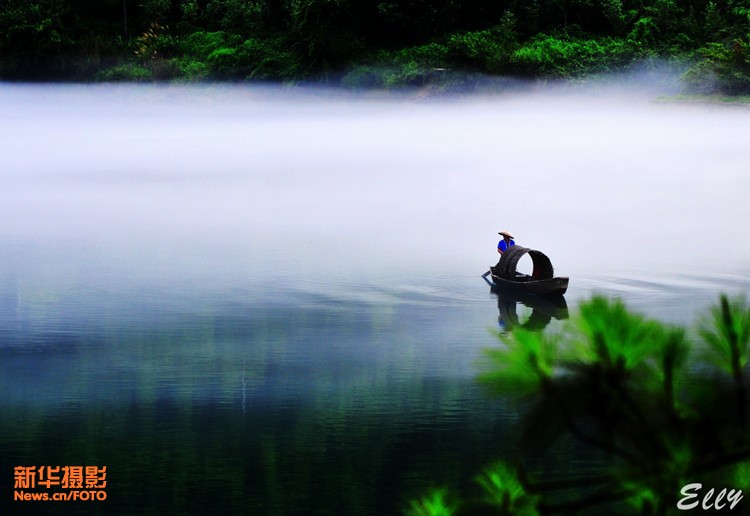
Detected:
[497,231,515,255]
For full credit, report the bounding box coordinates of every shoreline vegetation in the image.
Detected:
[3,1,750,95]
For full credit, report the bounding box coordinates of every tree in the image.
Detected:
[410,294,750,515]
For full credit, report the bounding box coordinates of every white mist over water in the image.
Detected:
[1,83,749,307]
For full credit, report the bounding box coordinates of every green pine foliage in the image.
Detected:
[406,488,459,516]
[412,294,750,514]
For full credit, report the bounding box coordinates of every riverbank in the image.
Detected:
[656,93,750,106]
[3,1,750,95]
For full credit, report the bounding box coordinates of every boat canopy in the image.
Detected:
[495,245,555,280]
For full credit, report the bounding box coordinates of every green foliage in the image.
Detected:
[475,462,539,514]
[446,12,518,73]
[700,294,750,372]
[141,0,173,22]
[173,30,298,80]
[187,0,265,33]
[96,63,152,82]
[167,30,240,79]
[682,39,750,93]
[575,295,663,370]
[2,0,750,90]
[628,17,661,50]
[413,294,750,513]
[133,22,177,62]
[0,0,74,77]
[177,30,243,58]
[511,34,633,76]
[644,0,685,38]
[286,0,366,72]
[601,0,627,34]
[704,1,726,40]
[206,47,239,76]
[174,58,210,80]
[732,459,750,491]
[406,488,458,516]
[341,44,451,89]
[238,37,299,80]
[479,329,557,396]
[341,15,519,89]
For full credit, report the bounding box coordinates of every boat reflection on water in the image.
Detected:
[484,275,569,332]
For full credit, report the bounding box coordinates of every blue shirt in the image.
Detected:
[498,239,515,252]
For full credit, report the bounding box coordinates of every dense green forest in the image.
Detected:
[2,0,750,92]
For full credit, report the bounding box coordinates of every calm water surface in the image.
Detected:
[1,84,749,514]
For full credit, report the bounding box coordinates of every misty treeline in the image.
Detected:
[2,0,750,92]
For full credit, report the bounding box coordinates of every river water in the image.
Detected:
[1,83,749,514]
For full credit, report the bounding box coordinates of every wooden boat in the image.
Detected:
[486,268,569,296]
[483,245,569,296]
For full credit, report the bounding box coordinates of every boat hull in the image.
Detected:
[488,268,569,296]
